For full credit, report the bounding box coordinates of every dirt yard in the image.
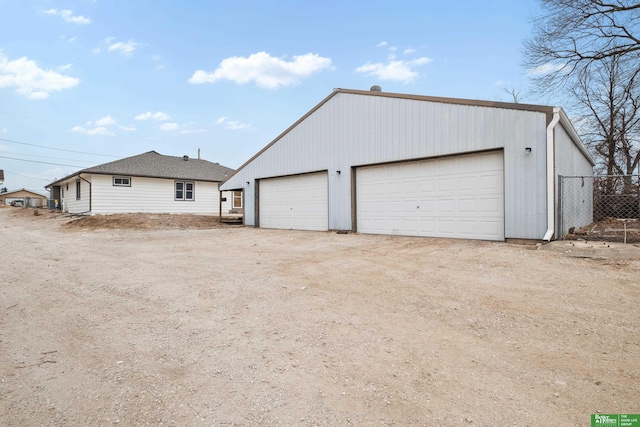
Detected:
[1,208,639,426]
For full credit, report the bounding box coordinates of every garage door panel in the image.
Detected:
[259,172,328,231]
[357,151,504,241]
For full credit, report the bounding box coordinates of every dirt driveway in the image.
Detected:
[1,208,638,426]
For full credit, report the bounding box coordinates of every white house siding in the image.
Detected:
[555,124,594,237]
[61,178,91,213]
[223,92,552,239]
[220,191,234,214]
[89,175,223,215]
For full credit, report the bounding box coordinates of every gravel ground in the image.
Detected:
[1,207,639,426]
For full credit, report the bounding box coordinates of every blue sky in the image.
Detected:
[0,0,546,193]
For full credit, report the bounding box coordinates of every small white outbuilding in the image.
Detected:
[221,88,595,241]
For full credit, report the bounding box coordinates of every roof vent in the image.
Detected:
[183,155,189,161]
[370,85,382,92]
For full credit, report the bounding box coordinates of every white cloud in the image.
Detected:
[92,48,101,55]
[71,125,114,136]
[180,129,208,134]
[58,63,73,71]
[216,116,251,130]
[135,111,170,121]
[119,125,136,131]
[72,115,117,136]
[188,51,332,89]
[43,9,90,25]
[528,62,565,76]
[0,51,80,99]
[151,54,166,70]
[376,41,388,48]
[95,115,116,127]
[403,48,416,55]
[160,122,179,131]
[1,127,7,133]
[493,80,511,87]
[107,40,138,56]
[355,57,432,84]
[67,37,77,43]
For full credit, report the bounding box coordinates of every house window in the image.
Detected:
[113,176,131,187]
[233,190,242,208]
[76,180,81,200]
[175,181,194,201]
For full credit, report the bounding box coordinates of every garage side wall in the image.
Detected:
[555,123,594,236]
[223,93,550,239]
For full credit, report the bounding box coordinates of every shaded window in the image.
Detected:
[175,181,194,200]
[76,180,81,200]
[113,176,131,187]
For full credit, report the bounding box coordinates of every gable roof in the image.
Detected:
[0,188,48,198]
[221,88,559,187]
[46,151,235,188]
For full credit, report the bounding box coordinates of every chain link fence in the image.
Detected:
[560,175,640,243]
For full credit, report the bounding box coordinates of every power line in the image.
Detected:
[2,169,52,182]
[0,137,120,158]
[0,110,68,127]
[0,149,96,164]
[0,155,84,168]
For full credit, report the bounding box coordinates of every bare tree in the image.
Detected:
[524,0,640,181]
[524,0,640,91]
[501,87,524,103]
[571,53,640,175]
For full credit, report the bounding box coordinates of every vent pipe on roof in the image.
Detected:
[183,155,189,161]
[198,148,201,160]
[370,85,382,92]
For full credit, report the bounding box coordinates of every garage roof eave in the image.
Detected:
[557,108,596,166]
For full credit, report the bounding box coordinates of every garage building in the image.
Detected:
[220,88,595,241]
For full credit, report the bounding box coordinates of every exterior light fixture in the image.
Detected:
[525,147,532,154]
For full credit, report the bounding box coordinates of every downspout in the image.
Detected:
[543,108,561,241]
[78,174,92,213]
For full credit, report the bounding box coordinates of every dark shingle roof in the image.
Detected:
[46,151,234,187]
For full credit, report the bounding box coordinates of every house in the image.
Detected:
[220,87,595,241]
[0,189,49,207]
[45,151,237,215]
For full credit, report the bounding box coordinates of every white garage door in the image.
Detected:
[259,172,328,231]
[356,151,504,241]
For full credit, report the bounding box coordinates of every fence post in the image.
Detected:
[558,175,563,239]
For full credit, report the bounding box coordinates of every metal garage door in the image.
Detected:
[356,151,504,240]
[259,172,329,231]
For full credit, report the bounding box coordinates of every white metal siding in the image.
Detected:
[357,151,504,240]
[259,172,328,231]
[222,92,551,238]
[90,175,222,215]
[555,124,594,236]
